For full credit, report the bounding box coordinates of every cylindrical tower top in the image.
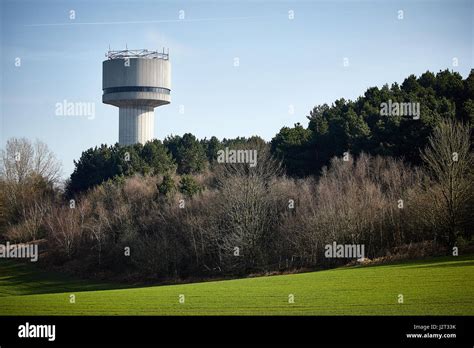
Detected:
[102,49,171,108]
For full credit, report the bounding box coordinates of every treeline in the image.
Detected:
[67,69,474,195]
[65,134,266,196]
[272,69,474,176]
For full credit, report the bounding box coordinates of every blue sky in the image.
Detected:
[0,0,472,177]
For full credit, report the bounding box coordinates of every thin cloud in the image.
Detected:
[25,15,278,27]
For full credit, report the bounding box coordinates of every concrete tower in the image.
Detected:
[102,49,171,145]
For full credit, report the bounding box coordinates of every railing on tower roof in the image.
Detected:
[106,48,169,60]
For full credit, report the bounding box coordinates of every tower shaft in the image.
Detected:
[118,106,154,145]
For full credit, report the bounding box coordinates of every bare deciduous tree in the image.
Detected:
[420,119,473,247]
[45,207,82,259]
[0,138,61,184]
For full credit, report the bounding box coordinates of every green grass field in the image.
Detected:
[0,255,473,315]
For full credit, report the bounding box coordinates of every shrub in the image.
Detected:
[158,174,177,197]
[179,175,202,197]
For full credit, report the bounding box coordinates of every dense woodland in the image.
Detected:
[0,69,473,281]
